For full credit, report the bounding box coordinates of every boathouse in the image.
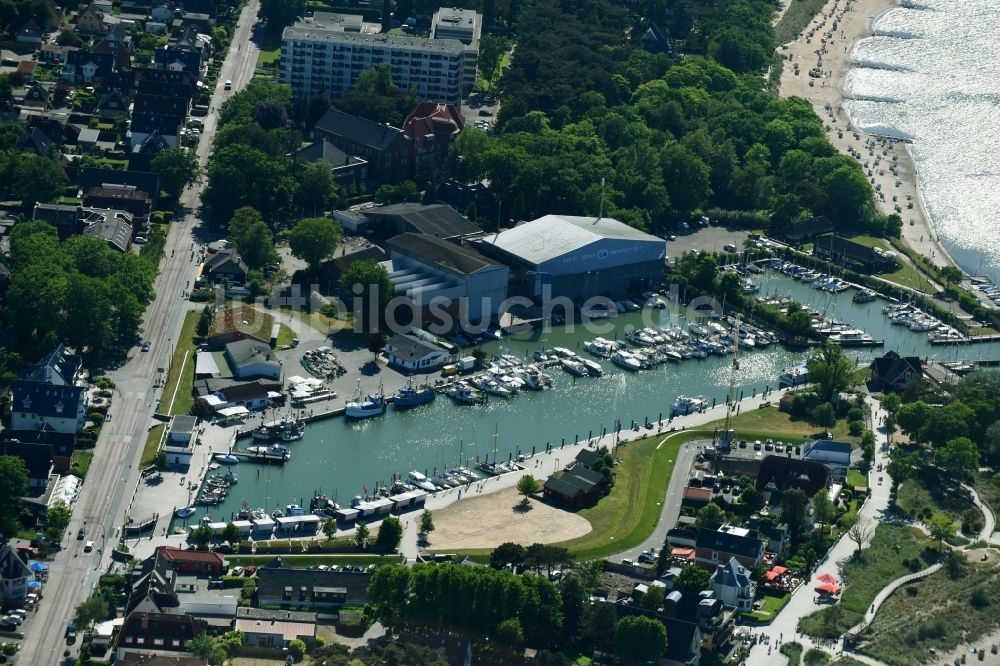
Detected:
[543,464,609,509]
[869,351,922,392]
[384,333,453,371]
[812,234,897,273]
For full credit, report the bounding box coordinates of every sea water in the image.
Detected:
[844,0,1000,279]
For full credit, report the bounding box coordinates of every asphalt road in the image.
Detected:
[17,3,262,663]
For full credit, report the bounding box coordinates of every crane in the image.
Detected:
[719,314,740,449]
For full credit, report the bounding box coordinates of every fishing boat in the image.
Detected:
[671,395,709,417]
[345,380,386,419]
[214,453,239,464]
[612,349,642,371]
[252,416,305,442]
[175,506,197,519]
[447,383,484,404]
[580,358,604,376]
[560,358,589,377]
[392,379,436,410]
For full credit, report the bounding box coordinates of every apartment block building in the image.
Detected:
[281,20,465,106]
[430,7,482,94]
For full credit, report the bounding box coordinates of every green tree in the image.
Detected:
[288,217,342,273]
[674,564,711,592]
[560,574,586,645]
[222,522,241,547]
[496,617,525,648]
[228,206,276,269]
[192,523,213,550]
[516,474,538,504]
[152,450,167,468]
[258,0,304,31]
[812,489,836,534]
[196,305,214,337]
[881,392,902,430]
[8,153,65,208]
[339,259,394,331]
[897,400,933,440]
[322,517,336,540]
[295,160,337,215]
[419,510,434,535]
[921,401,973,448]
[367,330,387,361]
[490,542,526,570]
[150,148,201,202]
[614,615,668,664]
[74,595,109,630]
[288,638,307,660]
[936,436,980,482]
[821,164,873,223]
[661,142,712,217]
[926,513,954,552]
[939,265,963,293]
[45,499,72,540]
[187,635,228,664]
[695,501,725,530]
[739,484,764,513]
[807,343,856,402]
[0,456,28,536]
[782,488,808,536]
[354,522,370,550]
[811,402,836,428]
[376,516,403,552]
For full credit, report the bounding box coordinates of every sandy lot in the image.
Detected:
[777,0,954,270]
[428,486,592,550]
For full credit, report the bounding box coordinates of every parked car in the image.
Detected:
[208,579,225,589]
[77,528,85,540]
[65,623,76,644]
[243,565,256,576]
[141,341,151,352]
[753,440,762,450]
[229,566,243,577]
[224,79,232,90]
[621,558,635,566]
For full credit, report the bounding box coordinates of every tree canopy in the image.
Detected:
[0,456,28,537]
[288,217,342,273]
[614,615,668,664]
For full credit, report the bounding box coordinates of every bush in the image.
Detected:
[847,407,864,422]
[811,402,836,427]
[848,420,864,436]
[970,585,991,609]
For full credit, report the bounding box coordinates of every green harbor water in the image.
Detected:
[203,270,1000,520]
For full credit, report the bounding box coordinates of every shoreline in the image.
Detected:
[776,0,956,272]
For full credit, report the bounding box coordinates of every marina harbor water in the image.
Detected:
[196,270,1000,523]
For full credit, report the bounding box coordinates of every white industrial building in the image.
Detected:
[387,232,509,322]
[477,214,667,301]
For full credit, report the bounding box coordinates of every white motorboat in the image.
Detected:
[552,347,577,358]
[828,329,882,347]
[447,383,484,404]
[560,358,589,377]
[214,453,239,464]
[175,506,197,519]
[671,395,709,417]
[407,470,437,492]
[612,350,642,371]
[580,358,604,376]
[482,379,512,397]
[585,338,615,358]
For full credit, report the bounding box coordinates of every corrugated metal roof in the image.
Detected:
[483,214,661,266]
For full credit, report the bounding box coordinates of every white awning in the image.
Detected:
[217,406,249,418]
[195,351,221,376]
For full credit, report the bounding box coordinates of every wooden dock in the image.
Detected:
[929,334,1000,345]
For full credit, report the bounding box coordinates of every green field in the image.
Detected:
[157,310,199,415]
[742,592,790,622]
[774,0,827,45]
[799,524,932,639]
[846,469,867,488]
[704,405,854,442]
[141,424,165,468]
[276,323,296,347]
[896,471,974,527]
[257,46,280,67]
[70,450,93,478]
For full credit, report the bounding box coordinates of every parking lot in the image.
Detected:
[667,225,751,261]
[461,90,499,133]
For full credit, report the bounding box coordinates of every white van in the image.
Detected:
[84,541,94,552]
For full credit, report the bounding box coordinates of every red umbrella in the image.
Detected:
[816,572,837,584]
[816,582,841,594]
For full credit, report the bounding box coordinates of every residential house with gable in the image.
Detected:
[10,344,87,434]
[710,557,756,611]
[312,108,408,182]
[870,350,923,392]
[0,544,36,603]
[694,525,766,570]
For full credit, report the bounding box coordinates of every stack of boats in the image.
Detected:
[768,260,851,293]
[882,303,965,343]
[196,470,238,506]
[454,355,555,402]
[810,318,883,347]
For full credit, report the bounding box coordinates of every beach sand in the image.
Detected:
[776,0,954,270]
[428,486,591,550]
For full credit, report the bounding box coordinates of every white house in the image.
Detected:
[10,345,87,434]
[162,415,197,468]
[710,556,756,611]
[802,439,853,481]
[384,334,452,371]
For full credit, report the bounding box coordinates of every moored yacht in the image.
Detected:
[671,395,709,417]
[612,349,642,371]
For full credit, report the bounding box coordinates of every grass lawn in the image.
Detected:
[973,471,1000,517]
[70,450,93,478]
[832,658,868,666]
[742,592,790,622]
[257,46,280,67]
[276,323,296,347]
[803,649,831,666]
[846,469,867,488]
[799,524,933,639]
[703,405,854,442]
[861,559,1000,665]
[780,642,804,666]
[774,0,827,43]
[845,235,935,293]
[157,310,199,415]
[141,424,165,468]
[896,469,975,526]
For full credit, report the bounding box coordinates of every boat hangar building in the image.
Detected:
[476,215,667,301]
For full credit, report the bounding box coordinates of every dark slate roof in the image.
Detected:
[662,616,701,663]
[814,234,890,264]
[82,211,133,252]
[225,339,278,370]
[193,378,279,401]
[387,233,499,277]
[66,49,115,74]
[870,350,922,382]
[18,127,53,154]
[10,382,86,421]
[806,439,852,457]
[1,428,75,458]
[782,215,834,239]
[131,112,183,137]
[711,556,751,589]
[755,456,831,496]
[117,611,196,652]
[0,441,53,480]
[0,544,33,583]
[133,93,188,118]
[22,344,81,385]
[314,108,403,151]
[366,203,479,239]
[256,560,372,605]
[575,448,601,469]
[386,333,446,360]
[204,249,248,276]
[135,129,171,155]
[32,203,79,228]
[292,139,365,168]
[81,167,159,200]
[695,527,765,560]
[127,550,179,614]
[543,475,587,499]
